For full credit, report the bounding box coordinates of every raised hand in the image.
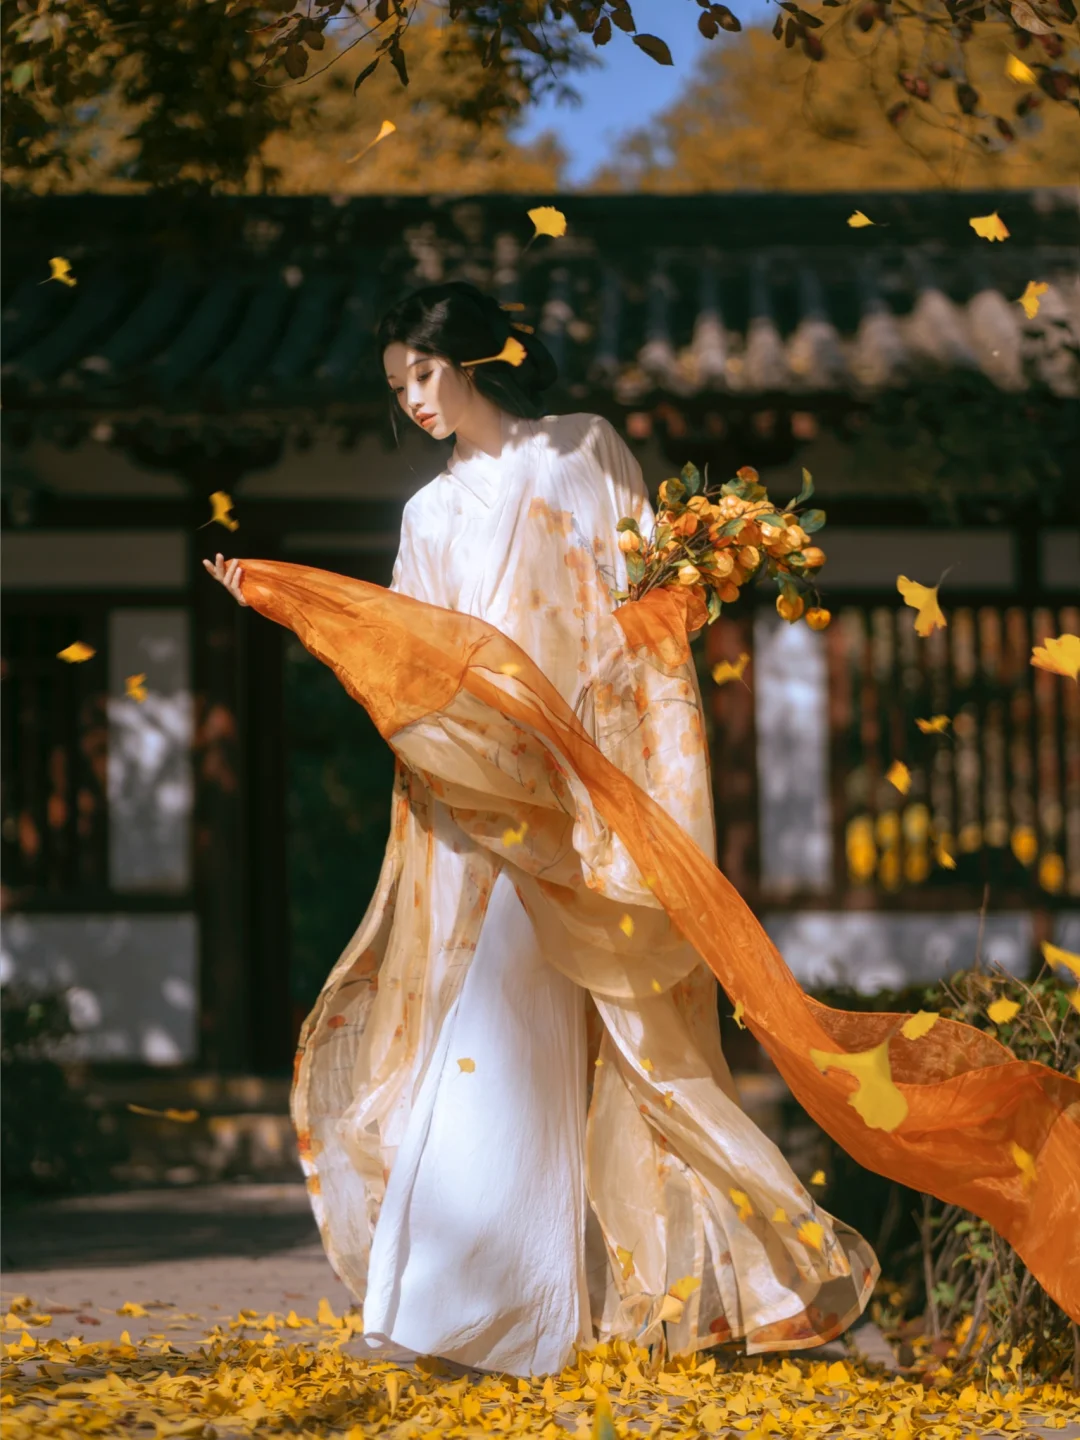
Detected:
[201,553,249,606]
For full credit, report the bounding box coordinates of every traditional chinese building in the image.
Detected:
[2,190,1078,1149]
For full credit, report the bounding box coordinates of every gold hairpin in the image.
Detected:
[500,301,526,312]
[461,335,527,369]
[511,322,534,334]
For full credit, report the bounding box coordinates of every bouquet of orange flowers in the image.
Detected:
[612,463,830,632]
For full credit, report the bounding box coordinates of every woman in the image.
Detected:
[205,281,878,1374]
[204,282,1080,1374]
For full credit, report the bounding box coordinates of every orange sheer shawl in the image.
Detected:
[240,559,1080,1324]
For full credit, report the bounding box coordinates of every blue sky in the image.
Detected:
[513,0,777,186]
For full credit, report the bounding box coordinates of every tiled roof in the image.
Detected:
[2,190,1078,417]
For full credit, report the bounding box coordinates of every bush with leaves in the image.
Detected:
[0,983,127,1196]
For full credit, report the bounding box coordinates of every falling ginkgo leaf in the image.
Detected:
[732,999,746,1029]
[457,1057,475,1073]
[916,715,951,734]
[897,575,947,636]
[987,997,1020,1025]
[1018,280,1049,319]
[502,820,528,847]
[125,1105,199,1123]
[527,205,567,239]
[316,1297,338,1325]
[662,1092,674,1109]
[729,1188,753,1223]
[847,211,875,228]
[809,1038,909,1132]
[809,1169,826,1186]
[57,641,96,664]
[125,673,148,703]
[41,256,76,287]
[1011,1141,1037,1190]
[615,1245,635,1280]
[935,840,957,870]
[797,1220,825,1251]
[344,118,396,164]
[461,335,527,370]
[900,1010,940,1040]
[650,978,662,993]
[969,211,1010,242]
[199,491,239,532]
[711,652,750,687]
[886,760,911,795]
[1041,941,1080,984]
[618,914,634,938]
[1031,633,1080,681]
[772,1206,789,1223]
[1005,53,1037,83]
[117,1302,149,1317]
[641,1057,654,1072]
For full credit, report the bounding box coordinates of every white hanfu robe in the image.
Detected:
[290,410,878,1377]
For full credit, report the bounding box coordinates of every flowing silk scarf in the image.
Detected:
[240,559,1080,1323]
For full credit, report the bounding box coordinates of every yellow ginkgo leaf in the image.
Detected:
[344,118,396,164]
[502,820,528,847]
[897,575,947,636]
[1011,1140,1037,1189]
[987,997,1020,1025]
[772,1206,788,1223]
[1018,280,1048,319]
[618,914,634,938]
[117,1302,148,1317]
[916,715,951,734]
[969,210,1010,242]
[591,1389,617,1440]
[1041,941,1080,984]
[847,211,875,228]
[43,256,77,287]
[457,1057,475,1073]
[125,673,148,703]
[1005,53,1037,83]
[641,1057,654,1072]
[662,1092,674,1109]
[900,1010,940,1040]
[826,1359,850,1385]
[385,1370,402,1417]
[732,999,746,1029]
[650,978,662,993]
[809,1169,826,1186]
[462,335,528,370]
[935,840,957,870]
[1031,633,1080,681]
[729,1188,754,1222]
[886,760,911,795]
[669,1274,701,1302]
[57,641,96,664]
[615,1244,635,1280]
[200,491,238,532]
[797,1220,825,1252]
[528,205,567,239]
[809,1038,909,1132]
[711,652,750,687]
[125,1104,199,1122]
[316,1297,338,1326]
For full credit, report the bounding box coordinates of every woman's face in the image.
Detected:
[383,343,474,441]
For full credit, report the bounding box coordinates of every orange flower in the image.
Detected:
[738,545,760,571]
[711,551,735,578]
[618,530,642,553]
[738,521,762,546]
[806,607,831,631]
[717,580,740,603]
[686,495,711,513]
[801,546,826,569]
[736,466,760,484]
[672,512,699,538]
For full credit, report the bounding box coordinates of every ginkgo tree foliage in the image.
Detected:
[3,0,1078,191]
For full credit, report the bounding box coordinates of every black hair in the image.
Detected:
[376,280,559,443]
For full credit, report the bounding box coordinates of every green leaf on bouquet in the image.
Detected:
[616,516,641,534]
[785,467,815,511]
[655,524,673,549]
[759,512,786,529]
[626,553,646,585]
[801,509,826,533]
[706,588,722,624]
[718,517,745,537]
[680,462,702,495]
